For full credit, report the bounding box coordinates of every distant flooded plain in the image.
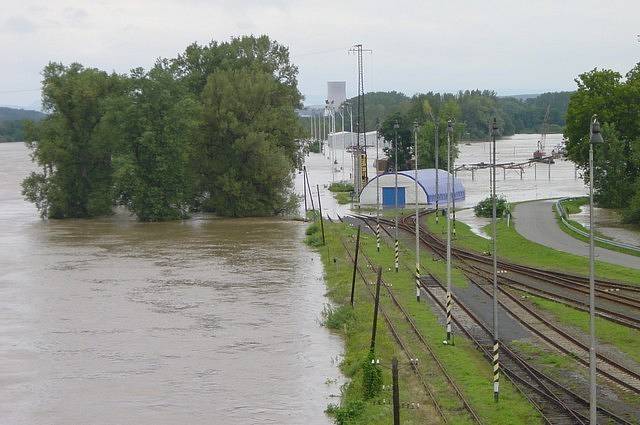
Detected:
[0,142,342,424]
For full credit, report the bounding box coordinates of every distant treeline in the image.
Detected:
[0,107,45,142]
[346,90,571,138]
[22,35,303,221]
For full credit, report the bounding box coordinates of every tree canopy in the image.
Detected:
[333,90,571,139]
[22,35,303,221]
[564,63,640,223]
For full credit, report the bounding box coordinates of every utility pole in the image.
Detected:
[376,119,381,252]
[491,118,500,402]
[445,120,453,343]
[394,119,400,272]
[392,357,400,425]
[370,267,383,352]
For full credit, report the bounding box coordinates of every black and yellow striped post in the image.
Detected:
[394,239,399,272]
[493,340,500,402]
[415,264,421,302]
[445,291,453,343]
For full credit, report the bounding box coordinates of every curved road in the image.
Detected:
[513,200,640,270]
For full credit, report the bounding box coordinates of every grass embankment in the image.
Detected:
[306,220,542,424]
[529,296,640,364]
[424,212,640,373]
[555,197,640,258]
[424,213,640,284]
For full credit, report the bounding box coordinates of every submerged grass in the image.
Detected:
[308,219,542,424]
[553,200,640,258]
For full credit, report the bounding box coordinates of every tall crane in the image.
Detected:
[533,105,550,161]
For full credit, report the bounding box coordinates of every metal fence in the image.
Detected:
[555,198,640,254]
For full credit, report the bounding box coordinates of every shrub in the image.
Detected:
[474,195,510,218]
[308,139,322,153]
[329,182,354,192]
[361,351,383,399]
[322,305,355,331]
[325,400,365,425]
[305,222,319,235]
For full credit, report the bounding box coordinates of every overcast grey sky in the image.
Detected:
[1,0,638,110]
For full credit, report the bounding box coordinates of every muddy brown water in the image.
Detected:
[0,142,342,424]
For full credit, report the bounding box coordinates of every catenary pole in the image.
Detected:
[376,119,381,252]
[491,118,500,402]
[414,121,420,302]
[393,119,400,272]
[445,120,453,343]
[435,118,440,223]
[588,114,604,424]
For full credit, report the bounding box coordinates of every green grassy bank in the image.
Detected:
[306,219,542,424]
[424,213,640,284]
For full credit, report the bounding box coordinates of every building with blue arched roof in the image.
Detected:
[359,169,465,207]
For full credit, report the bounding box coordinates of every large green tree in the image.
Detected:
[22,63,125,218]
[196,68,300,216]
[23,36,304,221]
[108,64,200,221]
[564,63,640,220]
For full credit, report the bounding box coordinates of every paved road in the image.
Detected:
[513,200,640,270]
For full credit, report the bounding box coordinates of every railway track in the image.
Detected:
[349,214,640,399]
[356,212,640,330]
[339,237,450,423]
[420,273,633,425]
[338,214,633,423]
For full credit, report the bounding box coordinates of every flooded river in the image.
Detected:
[0,143,342,424]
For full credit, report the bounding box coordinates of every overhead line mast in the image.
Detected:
[349,44,372,201]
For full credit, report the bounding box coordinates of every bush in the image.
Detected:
[361,351,383,399]
[623,188,640,224]
[474,195,510,218]
[308,139,322,153]
[335,192,351,205]
[305,222,319,235]
[329,182,354,192]
[322,305,355,330]
[326,400,365,425]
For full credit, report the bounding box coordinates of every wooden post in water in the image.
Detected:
[305,167,315,211]
[303,166,308,214]
[317,184,325,245]
[370,267,383,352]
[392,357,400,425]
[350,226,361,307]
